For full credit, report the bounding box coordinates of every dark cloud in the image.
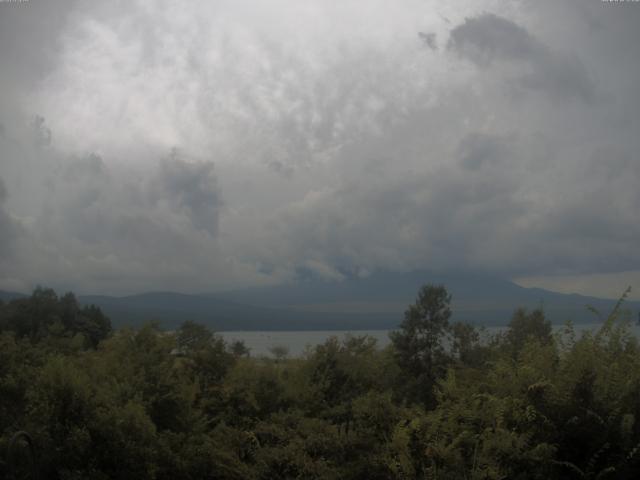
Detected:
[418,32,437,50]
[0,177,22,256]
[0,150,230,294]
[457,133,512,171]
[0,176,6,203]
[448,13,596,103]
[63,153,107,181]
[0,0,79,136]
[157,150,222,236]
[0,0,78,83]
[50,150,223,246]
[449,13,539,64]
[266,159,295,178]
[32,115,52,147]
[250,103,640,280]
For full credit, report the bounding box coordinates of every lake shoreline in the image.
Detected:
[219,322,640,357]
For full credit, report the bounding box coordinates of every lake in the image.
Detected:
[221,322,640,357]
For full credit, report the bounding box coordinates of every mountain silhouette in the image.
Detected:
[1,271,636,330]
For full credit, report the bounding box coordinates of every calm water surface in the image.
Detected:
[221,323,640,357]
[221,330,392,357]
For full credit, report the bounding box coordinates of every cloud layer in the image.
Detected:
[1,0,639,296]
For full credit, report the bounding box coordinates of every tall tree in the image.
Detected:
[505,307,552,355]
[390,284,452,406]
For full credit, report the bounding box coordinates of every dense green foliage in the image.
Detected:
[1,286,639,479]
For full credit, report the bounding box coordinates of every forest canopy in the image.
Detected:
[1,285,639,479]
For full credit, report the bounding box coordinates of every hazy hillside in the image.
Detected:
[73,273,640,330]
[77,292,393,331]
[214,270,639,327]
[0,290,26,302]
[3,271,636,330]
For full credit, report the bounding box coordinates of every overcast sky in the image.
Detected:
[1,0,639,298]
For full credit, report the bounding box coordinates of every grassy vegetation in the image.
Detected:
[1,286,639,479]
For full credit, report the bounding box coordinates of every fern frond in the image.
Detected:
[551,459,585,477]
[586,442,610,475]
[594,466,616,480]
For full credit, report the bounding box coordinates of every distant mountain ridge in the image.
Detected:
[0,290,26,302]
[1,271,637,330]
[213,270,639,329]
[77,291,396,330]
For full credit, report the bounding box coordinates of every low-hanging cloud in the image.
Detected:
[448,13,596,103]
[156,151,222,236]
[0,177,19,255]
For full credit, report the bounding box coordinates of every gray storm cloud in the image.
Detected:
[0,0,639,295]
[448,13,596,102]
[0,177,19,255]
[156,151,222,236]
